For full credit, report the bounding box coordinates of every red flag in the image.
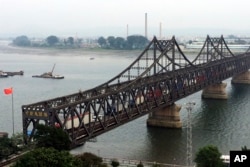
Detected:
[4,88,13,95]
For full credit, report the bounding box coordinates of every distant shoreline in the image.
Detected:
[0,41,145,57]
[2,40,245,57]
[0,40,202,56]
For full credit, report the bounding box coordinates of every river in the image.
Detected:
[0,40,250,165]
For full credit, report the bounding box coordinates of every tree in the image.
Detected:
[98,36,107,47]
[75,152,104,167]
[111,159,120,167]
[13,147,81,167]
[46,35,59,46]
[11,132,27,152]
[114,37,125,49]
[98,35,148,50]
[126,35,148,49]
[194,145,224,167]
[13,35,31,46]
[107,36,116,48]
[241,145,250,151]
[33,124,71,151]
[0,136,15,160]
[67,37,74,45]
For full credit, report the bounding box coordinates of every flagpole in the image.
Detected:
[3,87,14,136]
[11,88,14,136]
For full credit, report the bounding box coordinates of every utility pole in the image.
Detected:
[186,102,195,167]
[145,13,147,39]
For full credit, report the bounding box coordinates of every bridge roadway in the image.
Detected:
[22,35,250,148]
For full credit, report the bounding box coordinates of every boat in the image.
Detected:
[32,64,64,79]
[5,70,24,76]
[0,71,8,78]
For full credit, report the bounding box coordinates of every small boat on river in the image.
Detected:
[32,64,64,79]
[0,71,8,78]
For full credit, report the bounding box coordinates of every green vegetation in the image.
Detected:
[111,159,120,167]
[13,149,108,167]
[0,136,16,160]
[241,145,250,151]
[12,35,31,46]
[75,152,106,167]
[0,133,26,161]
[12,34,148,50]
[13,147,81,167]
[12,35,82,48]
[46,35,59,46]
[137,161,144,167]
[8,125,108,167]
[33,124,71,151]
[194,145,224,167]
[97,35,148,50]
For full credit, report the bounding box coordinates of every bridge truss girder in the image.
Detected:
[22,36,250,148]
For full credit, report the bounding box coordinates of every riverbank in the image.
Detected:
[0,40,144,57]
[0,40,206,57]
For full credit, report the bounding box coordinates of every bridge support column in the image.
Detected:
[147,103,182,128]
[231,71,250,84]
[201,82,228,99]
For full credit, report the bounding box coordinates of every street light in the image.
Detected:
[185,102,195,167]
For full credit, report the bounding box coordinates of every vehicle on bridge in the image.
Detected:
[146,88,162,101]
[55,112,93,129]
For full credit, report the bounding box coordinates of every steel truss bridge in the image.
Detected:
[22,35,250,148]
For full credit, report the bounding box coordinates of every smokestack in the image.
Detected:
[159,22,162,39]
[145,13,148,39]
[127,24,129,38]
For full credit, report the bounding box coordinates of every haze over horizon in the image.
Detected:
[1,0,250,39]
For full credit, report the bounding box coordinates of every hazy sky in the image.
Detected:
[1,0,250,38]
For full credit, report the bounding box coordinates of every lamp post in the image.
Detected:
[185,102,195,167]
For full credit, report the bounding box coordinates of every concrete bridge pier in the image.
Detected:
[201,82,228,99]
[231,71,250,84]
[147,103,182,128]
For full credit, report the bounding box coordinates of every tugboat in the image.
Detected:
[32,64,64,79]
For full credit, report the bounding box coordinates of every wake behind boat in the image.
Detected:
[32,64,64,79]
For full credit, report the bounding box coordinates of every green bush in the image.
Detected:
[13,147,81,167]
[194,145,224,167]
[75,152,103,167]
[137,161,144,167]
[111,159,120,167]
